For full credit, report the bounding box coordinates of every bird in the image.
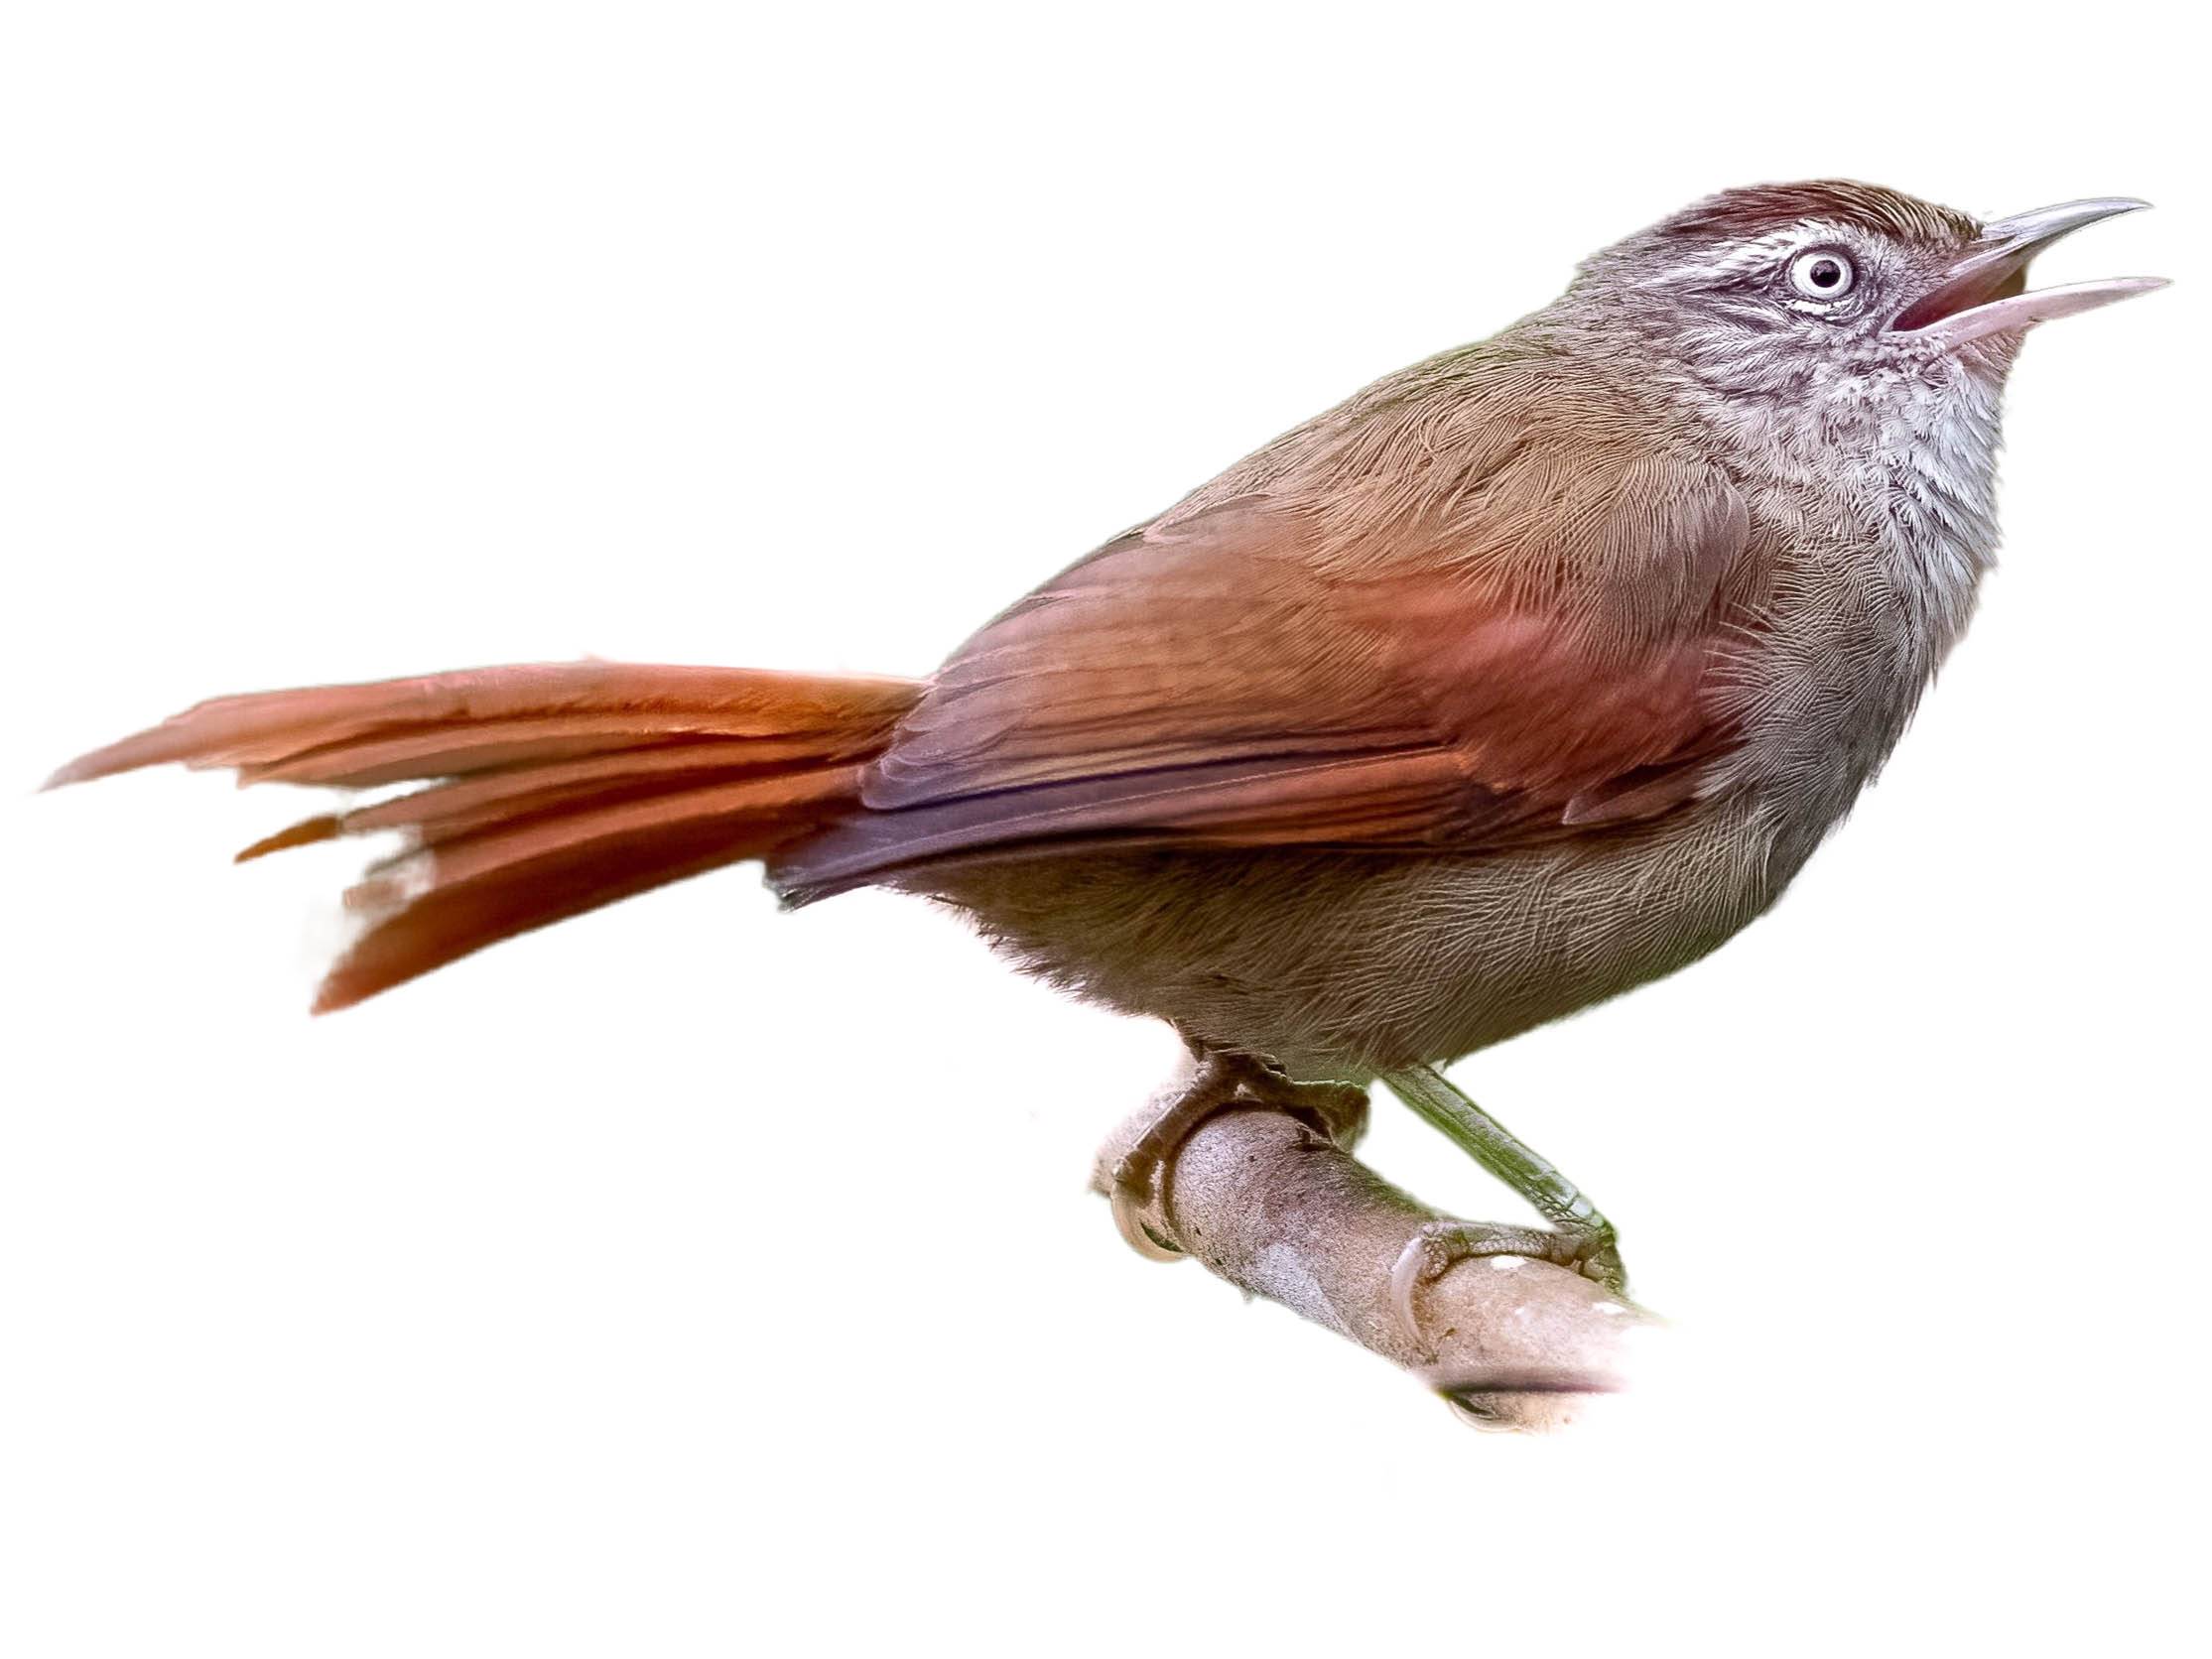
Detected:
[47,181,2164,1341]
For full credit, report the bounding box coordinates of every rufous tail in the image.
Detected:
[46,663,922,1011]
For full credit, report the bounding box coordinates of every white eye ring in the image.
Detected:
[1787,249,1857,302]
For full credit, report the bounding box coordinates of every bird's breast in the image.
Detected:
[1714,472,1996,874]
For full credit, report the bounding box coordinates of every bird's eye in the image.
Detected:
[1786,249,1857,301]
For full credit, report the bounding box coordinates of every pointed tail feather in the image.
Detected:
[49,662,923,1010]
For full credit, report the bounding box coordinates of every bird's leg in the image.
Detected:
[1108,1053,1368,1261]
[1380,1065,1626,1349]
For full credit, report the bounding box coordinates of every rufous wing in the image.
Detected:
[773,428,1756,899]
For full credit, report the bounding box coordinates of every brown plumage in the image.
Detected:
[52,663,919,1010]
[47,182,2161,1300]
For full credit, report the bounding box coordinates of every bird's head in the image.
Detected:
[1558,181,2163,424]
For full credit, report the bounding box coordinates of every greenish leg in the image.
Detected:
[1380,1064,1626,1348]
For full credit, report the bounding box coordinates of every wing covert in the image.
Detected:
[774,375,1757,898]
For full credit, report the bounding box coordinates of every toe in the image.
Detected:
[1108,1174,1184,1263]
[1387,1232,1444,1350]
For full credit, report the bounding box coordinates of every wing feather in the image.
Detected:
[776,367,1760,899]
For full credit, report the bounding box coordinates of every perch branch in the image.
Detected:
[1092,1096,1656,1430]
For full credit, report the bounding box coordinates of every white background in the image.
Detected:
[2,4,2203,1654]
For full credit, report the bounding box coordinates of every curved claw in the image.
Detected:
[1388,1231,1446,1347]
[1108,1176,1185,1262]
[1104,1058,1366,1267]
[1387,1219,1624,1355]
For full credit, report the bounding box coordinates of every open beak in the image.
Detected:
[1889,197,2166,347]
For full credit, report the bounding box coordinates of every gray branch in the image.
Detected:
[1092,1098,1655,1430]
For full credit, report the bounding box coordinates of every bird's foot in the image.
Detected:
[1387,1217,1627,1353]
[1108,1056,1367,1261]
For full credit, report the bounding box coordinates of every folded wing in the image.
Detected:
[774,401,1757,899]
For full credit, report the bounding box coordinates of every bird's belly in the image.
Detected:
[923,800,1784,1078]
